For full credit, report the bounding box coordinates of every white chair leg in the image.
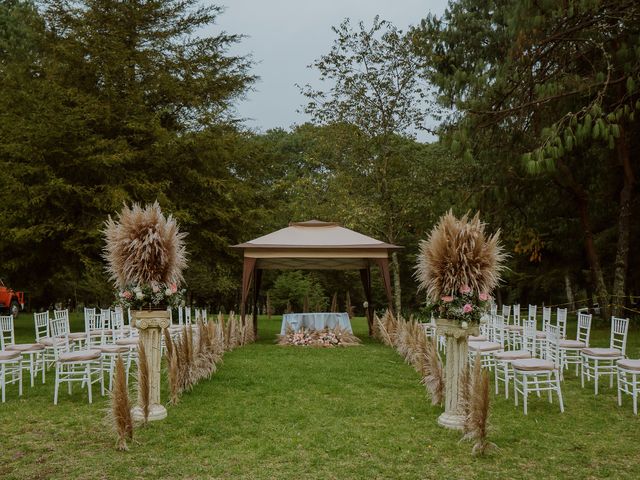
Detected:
[54,364,60,405]
[87,364,93,404]
[523,378,528,415]
[556,372,565,413]
[547,373,553,403]
[617,370,622,407]
[1,366,5,403]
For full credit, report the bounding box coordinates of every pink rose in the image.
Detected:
[459,285,472,294]
[463,303,473,313]
[479,293,489,301]
[441,296,454,303]
[170,283,178,293]
[122,291,132,299]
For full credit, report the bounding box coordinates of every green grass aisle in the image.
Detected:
[1,315,639,479]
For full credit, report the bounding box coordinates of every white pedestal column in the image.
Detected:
[131,310,170,422]
[435,319,479,430]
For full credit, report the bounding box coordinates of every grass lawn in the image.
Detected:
[1,313,639,479]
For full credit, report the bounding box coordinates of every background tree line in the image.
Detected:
[0,0,637,319]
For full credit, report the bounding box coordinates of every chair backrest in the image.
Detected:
[542,306,551,331]
[185,307,192,325]
[34,311,50,341]
[0,315,16,348]
[110,309,125,340]
[528,304,537,321]
[501,305,511,323]
[490,303,497,316]
[84,307,95,321]
[202,308,208,323]
[0,315,15,348]
[576,312,592,346]
[513,304,521,325]
[178,306,184,325]
[556,308,567,338]
[492,314,505,346]
[546,324,561,367]
[50,316,71,353]
[100,308,112,329]
[54,309,69,321]
[610,317,629,355]
[522,319,537,354]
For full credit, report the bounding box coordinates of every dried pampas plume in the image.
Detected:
[103,201,187,288]
[421,337,444,406]
[415,210,506,302]
[109,354,133,450]
[464,355,495,456]
[137,339,150,424]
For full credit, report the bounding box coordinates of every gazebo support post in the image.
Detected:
[359,267,373,336]
[252,267,262,337]
[240,257,256,331]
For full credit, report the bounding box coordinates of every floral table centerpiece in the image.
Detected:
[416,211,504,429]
[104,202,187,421]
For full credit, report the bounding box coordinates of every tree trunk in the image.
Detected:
[564,272,575,312]
[555,159,610,320]
[391,251,402,317]
[612,126,635,316]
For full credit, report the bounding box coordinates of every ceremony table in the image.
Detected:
[280,312,352,335]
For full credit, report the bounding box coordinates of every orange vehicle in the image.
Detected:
[0,280,25,317]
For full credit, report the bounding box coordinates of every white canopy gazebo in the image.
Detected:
[232,220,401,336]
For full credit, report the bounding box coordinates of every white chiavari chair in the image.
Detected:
[560,312,592,376]
[0,320,22,402]
[50,315,103,404]
[617,358,640,415]
[581,316,629,395]
[512,324,564,415]
[494,318,534,398]
[2,314,46,386]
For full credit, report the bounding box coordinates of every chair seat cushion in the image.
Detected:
[115,337,139,346]
[58,350,101,362]
[506,325,523,331]
[617,359,640,372]
[69,332,86,340]
[582,347,622,358]
[7,343,45,352]
[468,341,502,352]
[38,337,65,347]
[97,345,129,354]
[536,331,547,339]
[495,350,532,361]
[559,339,586,349]
[89,329,113,336]
[0,350,21,361]
[512,358,555,371]
[468,335,487,342]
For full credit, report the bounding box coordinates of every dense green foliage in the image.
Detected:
[0,1,637,318]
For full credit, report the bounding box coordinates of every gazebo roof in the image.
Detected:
[232,220,400,251]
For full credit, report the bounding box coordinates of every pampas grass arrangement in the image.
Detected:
[109,355,133,450]
[415,211,506,302]
[103,201,187,288]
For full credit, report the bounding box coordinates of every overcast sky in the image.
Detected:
[210,1,450,138]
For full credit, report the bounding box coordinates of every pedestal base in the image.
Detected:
[131,404,167,422]
[437,411,465,430]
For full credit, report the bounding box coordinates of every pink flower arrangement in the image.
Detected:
[459,285,472,294]
[463,303,473,313]
[441,295,454,302]
[479,292,489,301]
